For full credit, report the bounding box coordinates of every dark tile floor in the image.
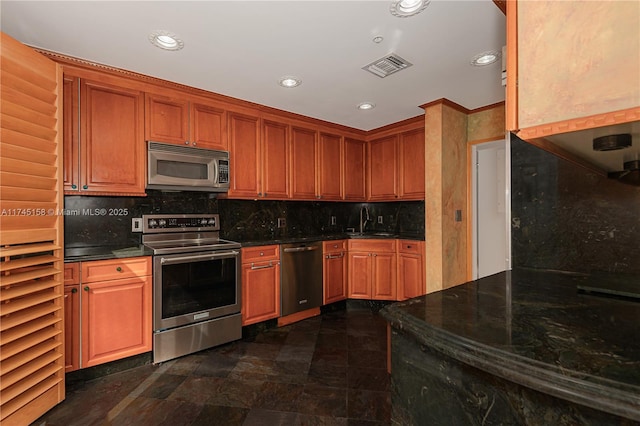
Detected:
[34,306,391,425]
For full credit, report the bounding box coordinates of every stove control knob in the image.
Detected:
[158,219,166,227]
[201,218,209,225]
[148,219,157,228]
[208,218,216,225]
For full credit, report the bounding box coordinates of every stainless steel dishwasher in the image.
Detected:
[280,241,323,316]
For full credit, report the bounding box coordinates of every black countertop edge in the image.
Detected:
[381,293,640,422]
[238,232,424,247]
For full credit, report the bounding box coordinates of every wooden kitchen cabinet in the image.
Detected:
[347,239,397,300]
[290,125,318,200]
[261,118,290,199]
[228,111,262,198]
[241,245,281,325]
[398,128,425,199]
[323,240,347,304]
[65,257,152,370]
[397,240,426,300]
[344,138,367,201]
[318,132,343,200]
[367,135,398,200]
[64,263,80,372]
[63,75,146,195]
[145,93,227,150]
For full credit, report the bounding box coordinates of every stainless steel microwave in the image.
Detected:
[147,141,230,192]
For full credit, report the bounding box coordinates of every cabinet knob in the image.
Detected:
[82,185,88,190]
[185,141,190,145]
[260,252,264,256]
[192,142,197,146]
[71,184,77,189]
[258,193,262,197]
[263,193,267,197]
[84,286,90,292]
[116,266,122,272]
[71,288,78,294]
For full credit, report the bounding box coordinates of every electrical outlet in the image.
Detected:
[277,217,286,228]
[455,210,462,222]
[131,218,142,232]
[331,216,336,225]
[377,215,383,224]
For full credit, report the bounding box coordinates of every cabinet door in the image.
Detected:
[323,250,346,304]
[241,261,281,325]
[81,275,152,368]
[64,285,80,372]
[344,138,366,201]
[228,112,261,198]
[348,252,371,299]
[261,119,290,199]
[191,101,227,150]
[81,80,145,194]
[145,93,190,145]
[397,253,424,300]
[398,128,425,200]
[290,126,318,199]
[368,135,398,200]
[63,76,79,192]
[372,252,397,300]
[318,132,343,200]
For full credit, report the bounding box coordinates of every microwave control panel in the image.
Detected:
[218,160,229,184]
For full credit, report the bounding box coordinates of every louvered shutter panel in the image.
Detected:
[0,32,65,425]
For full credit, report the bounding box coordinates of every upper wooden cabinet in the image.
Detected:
[344,138,367,201]
[290,125,318,200]
[368,135,398,200]
[398,128,425,200]
[227,111,262,198]
[506,1,640,136]
[261,118,291,199]
[145,93,227,150]
[63,75,146,196]
[318,132,343,200]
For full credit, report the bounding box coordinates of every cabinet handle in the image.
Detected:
[258,193,263,197]
[251,261,274,270]
[264,193,267,197]
[368,253,372,257]
[373,253,377,257]
[84,286,90,291]
[71,184,77,189]
[116,266,122,272]
[192,142,197,146]
[82,185,88,190]
[71,288,78,294]
[185,141,190,145]
[326,253,344,259]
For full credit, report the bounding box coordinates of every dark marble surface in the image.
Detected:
[511,135,640,275]
[381,268,640,422]
[64,192,424,260]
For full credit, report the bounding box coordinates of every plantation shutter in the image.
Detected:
[0,32,65,425]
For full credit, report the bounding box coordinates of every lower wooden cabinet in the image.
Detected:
[63,257,152,372]
[323,240,347,304]
[241,245,281,325]
[397,240,426,300]
[347,239,397,300]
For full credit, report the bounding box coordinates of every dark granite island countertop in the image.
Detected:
[381,268,640,425]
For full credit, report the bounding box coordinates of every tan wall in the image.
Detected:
[517,1,640,128]
[424,101,505,293]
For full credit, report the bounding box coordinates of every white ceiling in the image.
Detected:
[0,0,506,131]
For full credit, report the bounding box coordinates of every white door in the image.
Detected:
[472,138,511,279]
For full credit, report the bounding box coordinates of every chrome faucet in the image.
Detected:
[359,205,370,234]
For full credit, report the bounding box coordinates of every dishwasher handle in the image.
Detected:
[283,246,318,253]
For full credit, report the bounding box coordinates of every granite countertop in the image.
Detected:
[381,268,640,421]
[64,232,424,261]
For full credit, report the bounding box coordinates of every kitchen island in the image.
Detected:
[381,268,640,425]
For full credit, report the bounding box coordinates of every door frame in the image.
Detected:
[467,134,512,280]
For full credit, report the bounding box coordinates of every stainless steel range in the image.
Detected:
[142,214,241,363]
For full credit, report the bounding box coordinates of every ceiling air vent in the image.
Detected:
[362,53,413,78]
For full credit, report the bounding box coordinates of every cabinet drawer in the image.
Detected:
[64,262,80,285]
[81,257,151,283]
[323,240,346,252]
[348,239,397,253]
[398,240,423,254]
[242,245,280,263]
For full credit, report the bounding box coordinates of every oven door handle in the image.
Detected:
[160,250,239,265]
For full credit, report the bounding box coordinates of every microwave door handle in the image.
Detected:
[160,251,239,265]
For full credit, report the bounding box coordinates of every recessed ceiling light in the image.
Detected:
[390,0,430,17]
[149,30,184,51]
[372,36,384,44]
[278,76,302,88]
[357,102,376,110]
[471,50,501,66]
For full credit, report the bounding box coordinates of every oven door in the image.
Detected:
[153,249,240,331]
